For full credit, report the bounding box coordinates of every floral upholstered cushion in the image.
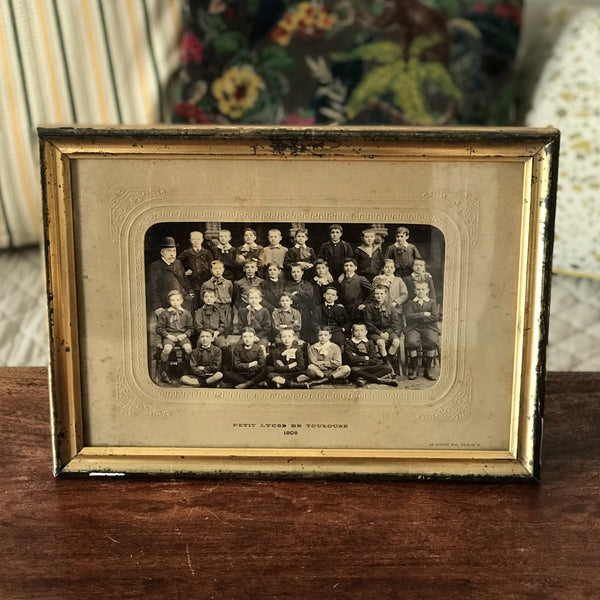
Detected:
[173,0,523,126]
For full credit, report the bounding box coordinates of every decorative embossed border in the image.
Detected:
[40,126,559,480]
[112,193,474,422]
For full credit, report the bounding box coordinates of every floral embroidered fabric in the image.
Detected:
[173,0,522,126]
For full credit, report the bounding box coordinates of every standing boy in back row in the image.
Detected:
[384,226,422,278]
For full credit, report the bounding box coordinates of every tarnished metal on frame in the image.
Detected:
[39,126,559,480]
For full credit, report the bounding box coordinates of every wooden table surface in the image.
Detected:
[1,368,598,599]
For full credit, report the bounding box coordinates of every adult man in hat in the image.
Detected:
[148,236,194,315]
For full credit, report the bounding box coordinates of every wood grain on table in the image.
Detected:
[1,368,599,600]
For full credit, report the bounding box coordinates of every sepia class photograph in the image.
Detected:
[145,220,445,392]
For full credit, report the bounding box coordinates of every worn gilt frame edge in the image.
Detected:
[39,125,559,481]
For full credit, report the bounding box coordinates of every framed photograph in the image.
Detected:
[40,126,559,480]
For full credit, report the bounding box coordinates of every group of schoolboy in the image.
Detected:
[149,224,440,388]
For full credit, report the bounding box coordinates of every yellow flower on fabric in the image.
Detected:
[297,2,317,27]
[212,66,263,119]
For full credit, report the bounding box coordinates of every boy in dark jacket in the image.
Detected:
[180,328,223,387]
[343,323,397,387]
[224,327,268,389]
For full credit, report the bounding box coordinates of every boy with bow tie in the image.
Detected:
[266,327,309,389]
[404,281,440,381]
[155,290,194,384]
[384,226,422,278]
[343,323,398,387]
[200,260,234,307]
[193,289,231,350]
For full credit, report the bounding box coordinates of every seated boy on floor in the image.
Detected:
[155,290,194,384]
[180,328,223,388]
[343,323,398,387]
[266,326,308,389]
[224,326,268,389]
[303,326,351,386]
[363,285,402,373]
[272,292,302,341]
[238,287,272,349]
[404,281,440,381]
[193,288,231,350]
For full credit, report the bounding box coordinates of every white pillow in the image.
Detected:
[525,4,600,278]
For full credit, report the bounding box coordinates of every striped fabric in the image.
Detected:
[0,0,182,248]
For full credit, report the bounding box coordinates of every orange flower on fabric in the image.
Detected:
[271,2,336,46]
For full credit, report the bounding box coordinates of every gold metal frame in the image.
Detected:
[40,126,559,479]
